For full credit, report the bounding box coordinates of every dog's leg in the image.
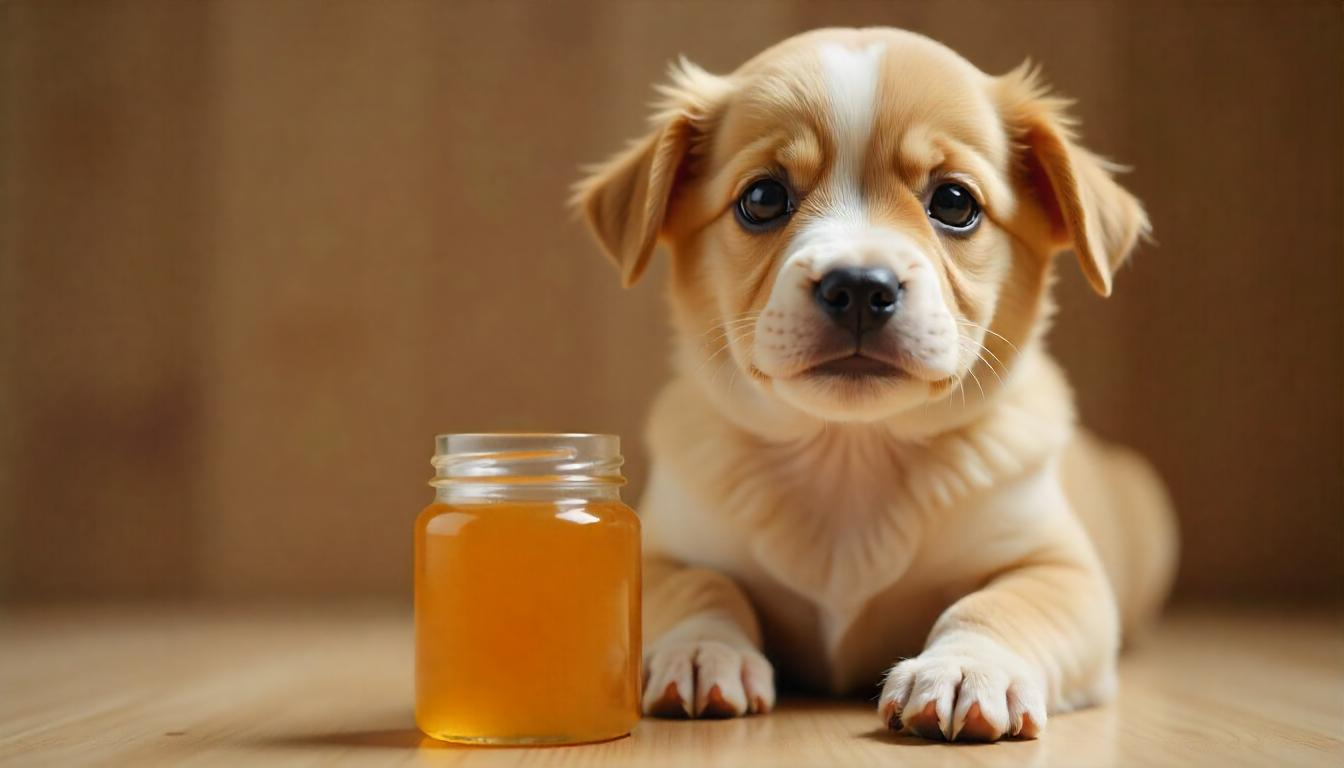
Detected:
[877,516,1118,742]
[641,554,775,718]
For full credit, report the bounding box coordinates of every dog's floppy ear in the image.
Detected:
[997,62,1150,297]
[571,58,730,287]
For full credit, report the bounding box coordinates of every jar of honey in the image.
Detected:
[414,433,641,745]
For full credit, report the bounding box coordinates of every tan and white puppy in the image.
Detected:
[574,27,1177,742]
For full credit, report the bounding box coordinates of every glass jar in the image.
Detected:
[414,433,641,745]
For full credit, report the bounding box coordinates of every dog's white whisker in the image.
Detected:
[972,352,1004,390]
[975,341,1010,377]
[701,311,764,329]
[699,319,757,352]
[694,342,731,375]
[698,314,765,354]
[712,338,746,387]
[957,320,1020,356]
[976,352,1004,389]
[699,318,762,346]
[699,325,755,382]
[704,316,763,334]
[964,365,986,403]
[956,335,1006,391]
[699,311,762,331]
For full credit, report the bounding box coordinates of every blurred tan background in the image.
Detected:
[1,1,1339,605]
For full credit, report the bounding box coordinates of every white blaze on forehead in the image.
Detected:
[816,41,886,218]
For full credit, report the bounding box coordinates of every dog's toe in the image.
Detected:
[906,700,945,740]
[643,649,694,717]
[878,636,1047,743]
[698,684,739,718]
[954,702,998,742]
[646,680,691,718]
[643,639,774,718]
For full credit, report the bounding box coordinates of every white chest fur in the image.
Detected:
[641,360,1076,688]
[730,429,926,644]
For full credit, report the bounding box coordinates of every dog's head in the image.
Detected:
[575,28,1147,427]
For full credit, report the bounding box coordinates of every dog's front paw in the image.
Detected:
[643,636,775,718]
[878,634,1046,742]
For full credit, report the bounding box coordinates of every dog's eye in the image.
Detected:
[736,179,793,230]
[926,183,980,231]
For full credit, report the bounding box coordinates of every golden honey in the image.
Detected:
[414,434,640,745]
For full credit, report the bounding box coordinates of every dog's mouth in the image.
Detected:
[805,353,904,380]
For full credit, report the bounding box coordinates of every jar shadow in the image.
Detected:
[251,711,452,752]
[260,728,433,750]
[257,720,630,751]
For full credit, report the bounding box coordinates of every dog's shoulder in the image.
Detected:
[904,348,1076,512]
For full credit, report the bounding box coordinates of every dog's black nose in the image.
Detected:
[813,266,901,334]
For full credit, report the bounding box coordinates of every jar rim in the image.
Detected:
[435,431,617,444]
[435,433,619,460]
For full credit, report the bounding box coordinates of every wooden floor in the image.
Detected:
[1,605,1340,767]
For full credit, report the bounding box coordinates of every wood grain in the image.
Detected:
[1,2,1341,603]
[2,607,1340,767]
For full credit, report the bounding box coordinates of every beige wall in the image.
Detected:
[2,1,1340,603]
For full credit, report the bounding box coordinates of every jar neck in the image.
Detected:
[430,433,626,505]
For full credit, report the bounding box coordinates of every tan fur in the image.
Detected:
[574,27,1176,741]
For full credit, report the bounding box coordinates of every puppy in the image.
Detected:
[574,27,1177,742]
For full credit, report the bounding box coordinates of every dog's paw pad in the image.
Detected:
[881,698,903,731]
[905,700,944,740]
[646,681,690,718]
[1014,710,1042,739]
[751,695,769,715]
[698,684,738,718]
[956,702,997,742]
